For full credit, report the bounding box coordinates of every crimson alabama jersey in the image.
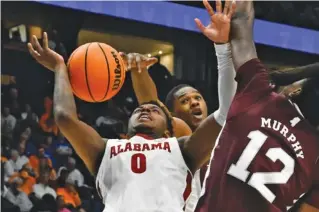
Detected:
[195,59,319,212]
[96,135,189,212]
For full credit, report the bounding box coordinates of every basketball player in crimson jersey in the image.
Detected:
[195,1,319,211]
[27,31,234,211]
[120,1,237,210]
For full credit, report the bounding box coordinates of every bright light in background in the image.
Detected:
[158,50,163,55]
[147,54,151,57]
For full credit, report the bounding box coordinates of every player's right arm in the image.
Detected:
[120,52,159,104]
[230,0,256,71]
[27,32,105,175]
[226,0,274,115]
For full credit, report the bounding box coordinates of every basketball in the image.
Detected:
[67,42,126,102]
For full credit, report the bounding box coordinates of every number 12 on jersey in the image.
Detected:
[131,153,146,174]
[227,130,295,203]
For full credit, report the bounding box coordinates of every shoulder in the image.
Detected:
[172,117,192,137]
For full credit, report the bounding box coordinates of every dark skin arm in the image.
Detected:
[28,32,105,175]
[178,114,222,173]
[270,62,319,86]
[230,0,257,71]
[121,52,159,105]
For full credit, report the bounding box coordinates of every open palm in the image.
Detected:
[27,32,65,72]
[195,0,236,43]
[120,52,158,73]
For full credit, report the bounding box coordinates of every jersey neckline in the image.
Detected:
[135,133,156,140]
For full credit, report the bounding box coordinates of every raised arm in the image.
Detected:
[195,0,237,127]
[120,52,159,104]
[270,62,319,86]
[180,0,237,172]
[28,33,105,175]
[230,0,257,71]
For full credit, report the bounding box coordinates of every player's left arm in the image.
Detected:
[270,62,319,86]
[194,0,237,128]
[178,0,238,172]
[179,114,222,173]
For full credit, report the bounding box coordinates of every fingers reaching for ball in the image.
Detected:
[120,52,158,73]
[27,32,65,72]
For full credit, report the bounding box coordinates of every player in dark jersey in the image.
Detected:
[195,1,319,212]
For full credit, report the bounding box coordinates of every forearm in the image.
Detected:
[270,62,319,86]
[230,0,257,71]
[213,43,237,126]
[53,63,78,120]
[131,68,159,104]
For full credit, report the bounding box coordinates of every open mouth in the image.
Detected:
[191,109,203,119]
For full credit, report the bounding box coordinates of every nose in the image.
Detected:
[190,98,200,108]
[140,107,151,114]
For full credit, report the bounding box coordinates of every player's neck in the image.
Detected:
[135,133,157,140]
[128,127,162,139]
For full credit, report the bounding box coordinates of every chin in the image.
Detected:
[133,123,154,134]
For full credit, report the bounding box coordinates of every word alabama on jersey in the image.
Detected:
[96,135,189,212]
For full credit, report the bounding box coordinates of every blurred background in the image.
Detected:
[1,1,318,212]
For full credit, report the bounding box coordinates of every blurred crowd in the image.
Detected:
[1,84,133,212]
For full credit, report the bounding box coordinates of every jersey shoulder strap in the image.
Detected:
[95,138,125,201]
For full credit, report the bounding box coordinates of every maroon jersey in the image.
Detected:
[195,59,319,212]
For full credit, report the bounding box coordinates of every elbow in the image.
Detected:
[54,107,74,126]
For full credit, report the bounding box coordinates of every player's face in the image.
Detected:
[128,104,168,138]
[173,87,208,130]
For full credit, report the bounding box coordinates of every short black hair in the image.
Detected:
[140,100,174,136]
[165,84,192,111]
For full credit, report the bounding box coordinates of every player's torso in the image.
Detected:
[97,135,189,212]
[199,93,319,212]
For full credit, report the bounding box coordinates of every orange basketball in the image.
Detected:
[67,42,126,102]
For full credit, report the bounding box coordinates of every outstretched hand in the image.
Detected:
[120,52,158,73]
[195,0,236,43]
[27,32,65,72]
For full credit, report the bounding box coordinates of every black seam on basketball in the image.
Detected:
[119,55,126,88]
[67,48,80,98]
[85,43,96,102]
[97,43,111,102]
